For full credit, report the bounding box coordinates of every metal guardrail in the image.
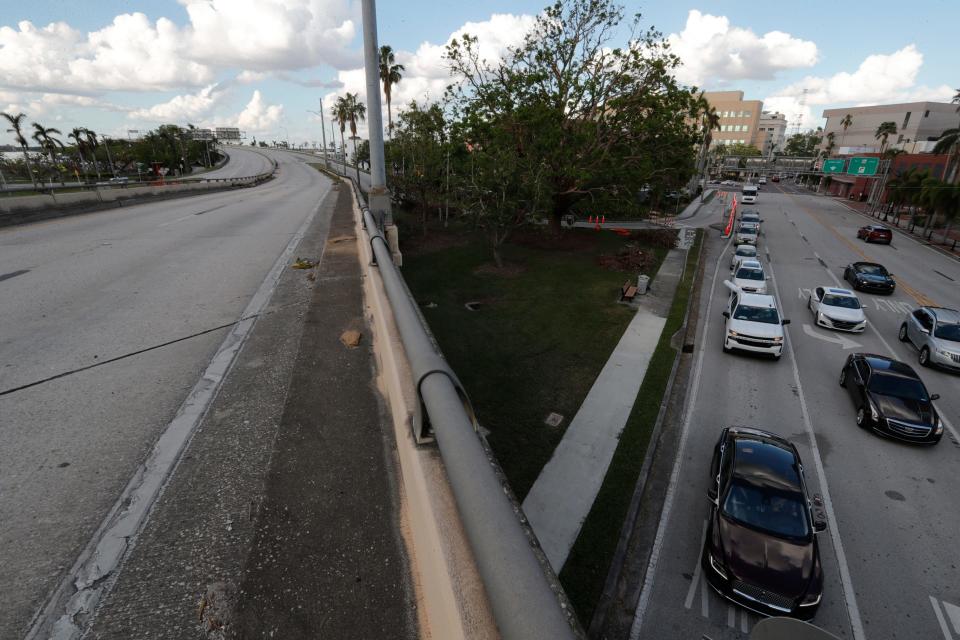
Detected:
[344,174,578,640]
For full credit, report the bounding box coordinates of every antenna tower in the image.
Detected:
[792,88,809,136]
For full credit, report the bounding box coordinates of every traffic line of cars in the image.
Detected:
[703,208,955,624]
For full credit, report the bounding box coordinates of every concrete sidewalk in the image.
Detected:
[522,249,687,572]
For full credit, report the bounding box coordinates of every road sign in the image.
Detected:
[847,156,879,176]
[215,127,241,141]
[822,159,845,174]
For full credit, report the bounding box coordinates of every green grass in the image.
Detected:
[401,226,669,500]
[558,229,703,624]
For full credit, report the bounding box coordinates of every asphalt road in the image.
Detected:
[203,146,275,179]
[0,149,333,636]
[630,188,960,639]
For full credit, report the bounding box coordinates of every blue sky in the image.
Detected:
[1,0,957,147]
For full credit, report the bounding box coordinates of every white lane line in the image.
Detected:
[766,259,867,640]
[684,519,709,610]
[629,232,734,640]
[740,609,749,634]
[818,258,960,444]
[701,567,709,618]
[727,605,736,628]
[931,596,955,640]
[26,193,327,640]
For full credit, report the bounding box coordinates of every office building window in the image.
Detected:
[743,111,751,118]
[902,112,911,128]
[924,110,930,118]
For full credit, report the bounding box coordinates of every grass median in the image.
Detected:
[559,229,703,623]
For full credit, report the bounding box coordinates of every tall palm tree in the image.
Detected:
[345,92,366,183]
[3,112,38,188]
[839,113,853,149]
[84,129,102,180]
[875,121,897,155]
[333,96,349,168]
[31,123,62,162]
[68,128,88,179]
[379,45,405,139]
[825,131,836,157]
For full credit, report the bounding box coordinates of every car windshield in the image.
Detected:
[722,481,810,540]
[733,304,779,324]
[868,374,929,401]
[823,294,860,309]
[736,247,756,257]
[736,268,764,281]
[934,323,960,341]
[858,264,886,276]
[738,227,757,235]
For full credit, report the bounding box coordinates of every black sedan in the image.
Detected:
[839,353,943,444]
[844,262,895,294]
[702,427,826,619]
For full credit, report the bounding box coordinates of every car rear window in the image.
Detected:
[722,481,810,540]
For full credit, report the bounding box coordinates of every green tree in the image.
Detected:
[31,123,64,184]
[445,0,702,233]
[783,128,822,156]
[839,113,853,149]
[379,45,405,139]
[344,92,366,183]
[875,121,897,155]
[2,112,38,188]
[84,129,103,180]
[333,96,349,165]
[934,123,960,184]
[824,131,836,157]
[390,101,450,236]
[727,143,762,157]
[68,128,89,178]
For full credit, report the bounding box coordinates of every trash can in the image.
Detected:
[637,274,650,295]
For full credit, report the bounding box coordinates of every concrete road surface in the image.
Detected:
[203,146,275,179]
[630,188,960,640]
[0,149,393,636]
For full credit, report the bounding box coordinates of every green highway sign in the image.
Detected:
[822,159,845,174]
[847,156,879,176]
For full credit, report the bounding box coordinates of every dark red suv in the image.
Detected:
[857,225,892,244]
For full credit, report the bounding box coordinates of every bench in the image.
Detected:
[620,280,638,302]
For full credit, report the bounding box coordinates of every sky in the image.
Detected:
[1,0,957,148]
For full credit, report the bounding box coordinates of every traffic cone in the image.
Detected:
[588,215,593,223]
[601,215,606,224]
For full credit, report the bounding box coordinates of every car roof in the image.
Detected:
[860,354,920,379]
[737,293,776,307]
[928,307,960,324]
[738,260,762,269]
[823,287,855,296]
[735,244,756,251]
[866,225,889,230]
[852,261,885,269]
[730,434,803,493]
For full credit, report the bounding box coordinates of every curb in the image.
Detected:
[834,199,960,263]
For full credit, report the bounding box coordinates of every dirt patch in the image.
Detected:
[510,229,599,252]
[401,228,472,255]
[597,243,654,273]
[627,228,678,249]
[473,262,527,277]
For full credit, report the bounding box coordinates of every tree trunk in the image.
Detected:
[20,146,37,189]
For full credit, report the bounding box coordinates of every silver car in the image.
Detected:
[735,222,759,245]
[899,307,960,370]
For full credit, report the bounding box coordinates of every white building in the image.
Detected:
[756,111,787,156]
[822,101,959,152]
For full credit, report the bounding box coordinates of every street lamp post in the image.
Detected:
[307,105,330,171]
[360,0,393,227]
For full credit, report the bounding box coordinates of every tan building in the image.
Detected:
[821,101,960,152]
[703,91,763,149]
[756,111,788,156]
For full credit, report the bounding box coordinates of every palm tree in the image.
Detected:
[379,45,405,139]
[345,92,367,183]
[84,129,102,180]
[875,121,897,155]
[934,126,960,184]
[333,96,349,169]
[31,123,62,162]
[68,128,88,180]
[839,114,853,150]
[824,131,836,157]
[3,112,38,188]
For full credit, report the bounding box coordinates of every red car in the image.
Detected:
[771,176,781,182]
[857,225,892,244]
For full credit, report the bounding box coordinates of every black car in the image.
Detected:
[839,354,943,444]
[702,427,826,620]
[844,262,895,294]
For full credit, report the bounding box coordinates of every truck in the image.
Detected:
[741,184,759,204]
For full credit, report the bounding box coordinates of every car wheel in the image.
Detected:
[856,406,866,428]
[722,339,731,354]
[898,324,908,342]
[839,368,847,387]
[920,347,930,367]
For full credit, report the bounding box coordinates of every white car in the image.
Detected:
[735,222,759,245]
[730,244,758,270]
[722,282,790,359]
[739,211,761,227]
[808,287,867,332]
[758,177,767,185]
[732,260,767,294]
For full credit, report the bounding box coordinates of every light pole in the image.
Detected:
[280,126,289,148]
[307,107,330,171]
[360,0,392,226]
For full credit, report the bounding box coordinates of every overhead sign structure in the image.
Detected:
[847,156,879,176]
[215,127,241,141]
[724,156,740,168]
[822,159,845,174]
[192,128,214,141]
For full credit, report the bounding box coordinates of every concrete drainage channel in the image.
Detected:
[338,171,582,640]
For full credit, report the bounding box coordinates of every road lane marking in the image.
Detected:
[684,519,709,610]
[740,609,749,634]
[727,605,736,628]
[701,565,709,618]
[931,596,955,640]
[802,323,863,350]
[765,259,867,640]
[945,600,960,634]
[629,231,734,640]
[26,188,328,640]
[933,269,955,282]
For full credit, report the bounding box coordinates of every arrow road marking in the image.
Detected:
[930,596,957,640]
[802,323,863,350]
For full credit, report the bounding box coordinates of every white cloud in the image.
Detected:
[234,90,283,132]
[667,10,818,87]
[765,45,955,129]
[236,70,269,84]
[128,84,225,122]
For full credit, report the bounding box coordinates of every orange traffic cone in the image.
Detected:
[601,215,606,224]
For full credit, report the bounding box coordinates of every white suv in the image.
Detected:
[722,281,790,359]
[807,287,866,332]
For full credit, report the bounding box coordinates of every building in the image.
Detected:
[756,111,788,156]
[822,152,950,200]
[703,91,763,149]
[821,101,959,152]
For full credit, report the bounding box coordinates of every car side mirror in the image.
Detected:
[814,518,827,533]
[931,393,940,401]
[782,318,791,325]
[811,494,827,532]
[722,311,730,318]
[921,327,930,335]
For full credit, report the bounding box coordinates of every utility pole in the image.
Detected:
[361,0,393,229]
[103,138,117,177]
[307,106,330,171]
